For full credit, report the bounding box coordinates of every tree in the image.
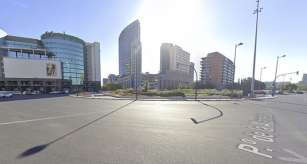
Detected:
[102,83,122,91]
[284,83,298,92]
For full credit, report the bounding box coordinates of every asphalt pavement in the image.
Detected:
[0,94,306,163]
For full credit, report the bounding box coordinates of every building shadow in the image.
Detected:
[17,100,135,159]
[0,94,69,103]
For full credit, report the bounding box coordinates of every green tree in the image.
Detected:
[285,83,298,92]
[102,83,122,91]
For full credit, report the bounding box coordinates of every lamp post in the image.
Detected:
[251,0,262,98]
[272,54,286,96]
[259,66,266,81]
[233,42,243,89]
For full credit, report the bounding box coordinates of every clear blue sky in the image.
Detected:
[1,0,306,83]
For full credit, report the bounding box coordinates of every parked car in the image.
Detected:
[31,90,40,95]
[12,91,22,95]
[49,91,62,94]
[296,91,304,94]
[0,91,13,98]
[22,91,32,95]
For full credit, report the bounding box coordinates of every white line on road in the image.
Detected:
[0,111,101,126]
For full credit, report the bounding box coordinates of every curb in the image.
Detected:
[248,96,278,101]
[70,95,244,101]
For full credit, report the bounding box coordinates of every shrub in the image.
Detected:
[160,91,185,97]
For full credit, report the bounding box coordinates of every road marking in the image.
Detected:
[238,144,272,158]
[279,149,307,163]
[0,111,101,126]
[241,138,256,145]
[266,148,273,152]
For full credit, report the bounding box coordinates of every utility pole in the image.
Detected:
[251,0,262,97]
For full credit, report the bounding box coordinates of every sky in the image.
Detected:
[0,0,306,83]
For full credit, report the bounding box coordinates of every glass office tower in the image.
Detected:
[41,32,85,85]
[118,20,142,88]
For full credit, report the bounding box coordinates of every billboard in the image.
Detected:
[46,63,57,77]
[3,57,62,79]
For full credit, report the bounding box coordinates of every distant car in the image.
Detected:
[12,91,21,95]
[296,91,304,94]
[0,91,13,98]
[49,91,62,94]
[22,91,32,95]
[31,90,40,95]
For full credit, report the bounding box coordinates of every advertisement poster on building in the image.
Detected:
[46,63,57,77]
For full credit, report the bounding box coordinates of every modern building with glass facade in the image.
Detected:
[0,35,66,92]
[41,32,85,85]
[118,20,142,89]
[0,32,101,92]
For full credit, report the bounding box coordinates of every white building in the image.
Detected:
[85,42,101,91]
[159,43,194,89]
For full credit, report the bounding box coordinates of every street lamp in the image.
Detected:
[250,0,262,98]
[233,42,243,86]
[259,66,266,81]
[272,54,286,96]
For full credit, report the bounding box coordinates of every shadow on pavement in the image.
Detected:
[271,100,307,107]
[244,101,307,115]
[17,100,135,159]
[190,101,224,124]
[0,94,69,102]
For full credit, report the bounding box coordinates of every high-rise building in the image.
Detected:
[41,32,85,85]
[159,43,194,89]
[118,20,142,89]
[84,42,101,91]
[301,74,307,85]
[200,52,234,89]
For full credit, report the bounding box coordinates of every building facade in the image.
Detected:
[0,35,66,92]
[141,72,159,89]
[0,32,101,92]
[84,42,101,91]
[118,20,142,89]
[301,74,307,85]
[200,52,234,89]
[41,32,85,86]
[159,43,194,89]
